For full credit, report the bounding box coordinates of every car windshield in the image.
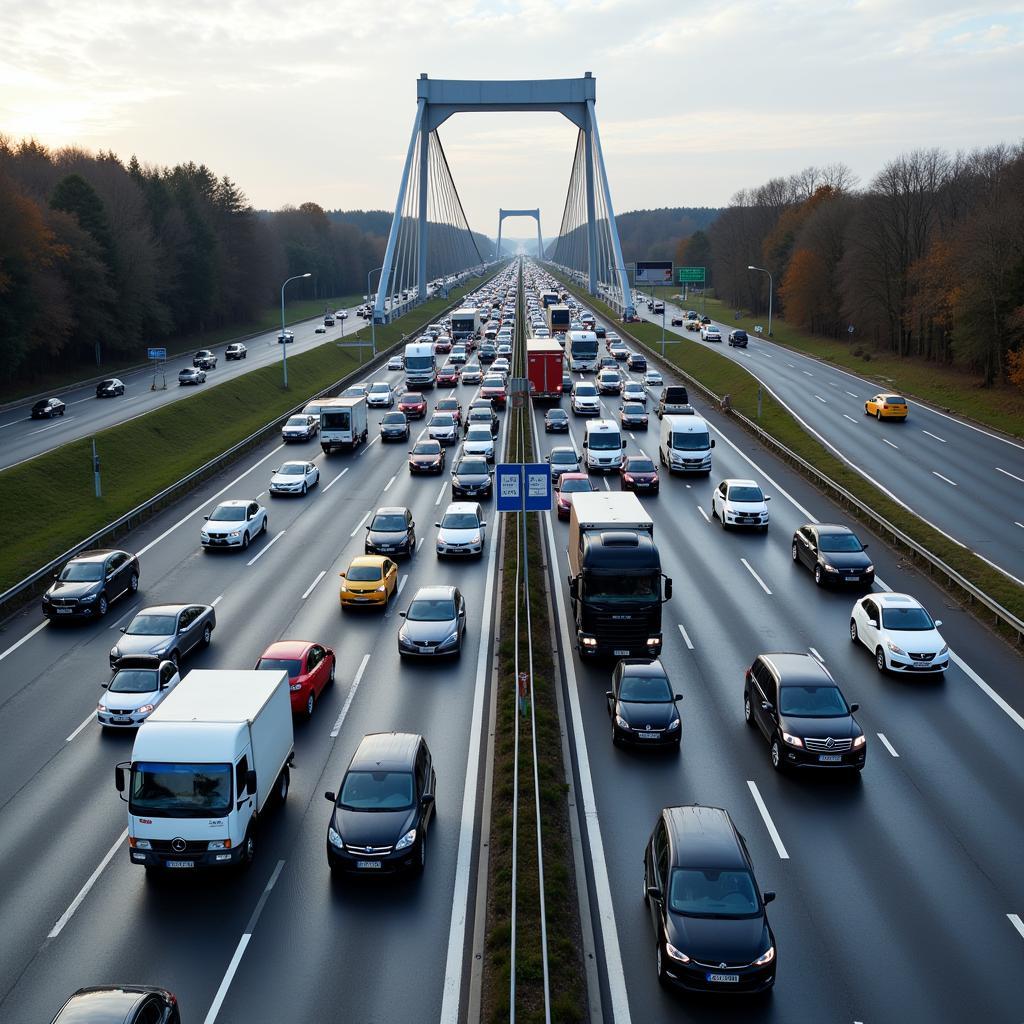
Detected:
[547,411,567,421]
[441,513,479,529]
[551,450,577,464]
[672,431,710,451]
[560,478,592,493]
[370,384,390,393]
[669,868,760,918]
[279,465,305,475]
[108,669,160,694]
[407,598,456,621]
[467,428,491,441]
[728,486,764,502]
[623,404,645,415]
[881,606,934,630]
[430,415,454,427]
[285,416,309,428]
[130,762,232,817]
[437,401,457,410]
[627,458,655,473]
[819,532,863,552]
[583,573,659,602]
[779,684,849,717]
[413,442,440,454]
[347,565,383,582]
[210,505,246,521]
[619,673,672,702]
[339,770,415,811]
[126,614,177,635]
[371,514,407,531]
[382,413,406,424]
[457,460,488,475]
[59,561,104,582]
[589,433,621,451]
[255,657,303,677]
[575,385,597,397]
[401,394,421,404]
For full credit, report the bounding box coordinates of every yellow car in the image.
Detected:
[865,393,908,421]
[339,555,399,609]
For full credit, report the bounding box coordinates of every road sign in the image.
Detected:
[509,377,530,394]
[677,267,705,283]
[496,463,552,512]
[636,261,673,285]
[147,347,167,360]
[510,392,526,409]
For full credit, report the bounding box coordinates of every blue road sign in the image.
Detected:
[147,347,167,360]
[496,463,552,512]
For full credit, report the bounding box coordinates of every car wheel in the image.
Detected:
[814,564,823,586]
[875,647,887,673]
[262,516,269,535]
[643,866,650,904]
[656,940,669,987]
[97,595,108,617]
[414,833,427,876]
[770,737,783,771]
[301,483,307,496]
[305,691,315,719]
[744,692,755,726]
[849,619,858,644]
[876,410,883,421]
[60,407,65,416]
[242,532,250,550]
[328,661,336,686]
[791,542,799,562]
[612,723,621,747]
[129,572,139,593]
[168,650,180,669]
[201,624,212,647]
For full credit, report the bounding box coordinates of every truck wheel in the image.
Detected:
[239,828,255,870]
[277,766,290,805]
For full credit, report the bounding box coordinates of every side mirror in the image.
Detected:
[710,439,716,448]
[605,690,614,700]
[115,765,126,792]
[119,626,127,634]
[869,619,879,629]
[324,790,337,803]
[481,521,487,528]
[246,769,258,795]
[203,515,210,521]
[861,543,869,550]
[568,577,579,600]
[664,577,673,600]
[762,890,776,905]
[53,572,60,580]
[761,701,774,714]
[674,694,683,702]
[399,611,407,618]
[849,703,860,713]
[646,886,662,903]
[765,496,771,501]
[160,680,171,690]
[934,619,943,627]
[338,572,346,578]
[421,793,435,808]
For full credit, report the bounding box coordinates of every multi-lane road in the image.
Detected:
[631,292,1024,584]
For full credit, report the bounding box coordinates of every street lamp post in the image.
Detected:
[280,272,311,388]
[368,266,384,358]
[747,265,773,337]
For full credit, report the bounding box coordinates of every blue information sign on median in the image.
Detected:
[496,463,552,512]
[147,347,167,360]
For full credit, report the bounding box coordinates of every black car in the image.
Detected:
[379,411,411,442]
[620,454,658,493]
[619,403,648,430]
[545,408,570,433]
[561,372,573,394]
[728,329,748,348]
[31,397,65,419]
[365,506,416,557]
[95,378,125,398]
[479,344,497,364]
[451,456,493,499]
[50,985,181,1024]
[627,353,648,371]
[43,548,140,620]
[594,324,607,339]
[792,524,874,587]
[607,658,681,748]
[745,652,865,772]
[325,732,436,875]
[645,806,776,993]
[193,349,217,369]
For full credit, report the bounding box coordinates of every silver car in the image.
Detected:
[398,585,467,659]
[178,367,206,386]
[96,657,180,729]
[110,603,216,669]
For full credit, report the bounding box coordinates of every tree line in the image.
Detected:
[676,145,1024,386]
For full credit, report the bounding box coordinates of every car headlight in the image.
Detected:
[665,941,690,964]
[852,735,866,749]
[200,530,209,538]
[133,839,152,850]
[80,594,97,603]
[375,584,387,593]
[667,717,680,731]
[754,945,775,966]
[614,715,631,730]
[110,647,120,660]
[441,631,459,647]
[137,704,155,716]
[782,732,803,748]
[328,827,344,848]
[887,640,906,656]
[97,703,107,712]
[290,683,302,691]
[865,564,875,573]
[471,534,481,545]
[228,530,241,538]
[938,644,948,655]
[395,828,417,851]
[824,563,838,573]
[207,839,231,851]
[581,637,597,647]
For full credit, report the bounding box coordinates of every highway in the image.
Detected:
[528,277,1024,1023]
[630,291,1024,585]
[0,303,372,472]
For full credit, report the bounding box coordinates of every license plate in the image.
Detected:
[818,754,843,762]
[912,660,930,668]
[637,732,659,740]
[613,649,630,656]
[55,608,74,614]
[354,597,369,602]
[356,860,382,869]
[112,716,132,724]
[165,860,194,869]
[845,576,859,582]
[707,973,739,983]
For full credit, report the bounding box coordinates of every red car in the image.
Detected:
[255,640,335,719]
[434,338,452,354]
[619,454,660,494]
[398,392,427,418]
[480,375,507,408]
[555,472,595,519]
[436,365,460,387]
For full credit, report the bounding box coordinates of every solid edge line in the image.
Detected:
[746,781,790,860]
[949,651,1024,733]
[48,828,129,938]
[0,620,49,663]
[1008,913,1024,941]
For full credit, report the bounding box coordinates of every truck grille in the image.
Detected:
[590,613,651,647]
[147,838,209,854]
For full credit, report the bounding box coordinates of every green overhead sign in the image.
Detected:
[678,267,706,283]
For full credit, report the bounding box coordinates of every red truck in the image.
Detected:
[527,339,565,403]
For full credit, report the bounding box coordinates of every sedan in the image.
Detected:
[545,408,570,433]
[711,479,770,530]
[178,367,206,386]
[555,472,595,519]
[607,658,681,748]
[365,506,416,557]
[643,370,663,388]
[609,342,629,360]
[451,456,493,499]
[43,548,140,620]
[622,381,647,406]
[480,375,507,407]
[460,363,483,385]
[95,378,125,398]
[865,393,908,421]
[269,460,319,495]
[225,342,247,360]
[548,446,582,483]
[792,523,874,587]
[436,364,460,387]
[464,425,496,461]
[110,604,215,668]
[281,414,319,442]
[620,402,648,431]
[597,370,623,395]
[465,406,499,438]
[387,354,405,371]
[339,555,399,609]
[434,397,463,425]
[366,381,395,407]
[620,455,659,493]
[379,411,410,442]
[671,314,684,327]
[315,325,327,334]
[97,657,180,729]
[398,392,428,418]
[436,501,487,558]
[850,593,948,674]
[427,412,459,446]
[200,499,268,550]
[409,439,446,474]
[278,331,294,344]
[398,585,467,658]
[32,397,66,418]
[256,641,336,718]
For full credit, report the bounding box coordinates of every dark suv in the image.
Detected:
[43,549,140,620]
[644,805,777,993]
[744,652,866,772]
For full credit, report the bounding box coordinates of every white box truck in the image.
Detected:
[451,307,481,340]
[115,669,294,872]
[320,395,368,454]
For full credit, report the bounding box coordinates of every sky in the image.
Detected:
[2,0,1023,239]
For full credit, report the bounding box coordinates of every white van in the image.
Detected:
[582,418,626,473]
[660,414,715,475]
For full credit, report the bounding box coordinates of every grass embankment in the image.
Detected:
[482,268,586,1023]
[1,294,366,404]
[553,271,1024,633]
[0,277,497,595]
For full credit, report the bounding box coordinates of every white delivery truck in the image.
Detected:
[450,307,481,340]
[659,413,715,475]
[566,330,599,372]
[404,340,437,390]
[320,395,368,454]
[582,418,626,473]
[115,669,294,873]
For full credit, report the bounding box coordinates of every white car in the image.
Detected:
[491,358,510,376]
[460,364,483,385]
[701,325,722,342]
[850,593,949,675]
[178,367,206,386]
[387,355,404,371]
[336,310,349,319]
[366,381,395,407]
[622,381,647,406]
[710,479,770,530]
[435,501,487,558]
[269,460,320,496]
[643,370,664,388]
[225,343,247,360]
[315,325,327,334]
[278,330,294,344]
[427,412,459,446]
[571,382,601,416]
[201,499,269,549]
[464,425,496,462]
[96,657,180,729]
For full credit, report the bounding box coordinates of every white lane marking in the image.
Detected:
[136,445,285,557]
[323,467,349,492]
[203,859,286,1024]
[877,733,900,758]
[434,480,448,506]
[814,395,827,403]
[949,651,1024,733]
[211,593,225,607]
[740,558,772,595]
[828,381,837,387]
[760,352,772,359]
[808,647,824,663]
[803,370,814,377]
[747,781,789,859]
[846,391,859,398]
[330,653,371,738]
[602,476,610,490]
[417,537,424,551]
[843,414,858,424]
[629,432,635,440]
[48,828,129,937]
[65,712,95,743]
[349,511,371,537]
[932,471,957,487]
[28,421,66,435]
[787,362,796,368]
[396,573,409,599]
[882,438,899,449]
[355,434,380,457]
[416,428,426,442]
[301,570,326,599]
[246,529,285,565]
[0,620,48,663]
[1008,914,1024,942]
[677,623,694,650]
[996,466,1024,484]
[697,505,710,523]
[383,473,396,492]
[1016,522,1024,530]
[68,396,94,405]
[922,429,947,443]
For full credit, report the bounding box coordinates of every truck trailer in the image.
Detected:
[451,307,481,340]
[546,304,571,337]
[526,338,564,402]
[320,396,369,453]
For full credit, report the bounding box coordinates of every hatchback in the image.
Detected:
[339,555,399,609]
[409,439,446,474]
[545,408,570,433]
[366,382,395,407]
[398,392,427,418]
[554,472,595,519]
[379,411,410,442]
[620,455,659,493]
[548,446,582,483]
[398,585,467,658]
[256,640,336,718]
[865,393,908,421]
[97,657,179,729]
[96,378,125,398]
[436,364,460,386]
[365,506,416,557]
[850,593,948,674]
[711,479,770,530]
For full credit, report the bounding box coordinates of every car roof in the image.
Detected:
[53,986,159,1022]
[135,604,190,616]
[619,658,667,676]
[724,479,759,488]
[758,652,835,684]
[349,731,422,772]
[874,592,922,608]
[663,805,747,870]
[557,472,590,483]
[260,639,315,658]
[814,523,854,535]
[212,499,252,508]
[279,460,308,468]
[374,506,410,516]
[68,549,123,563]
[444,501,480,514]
